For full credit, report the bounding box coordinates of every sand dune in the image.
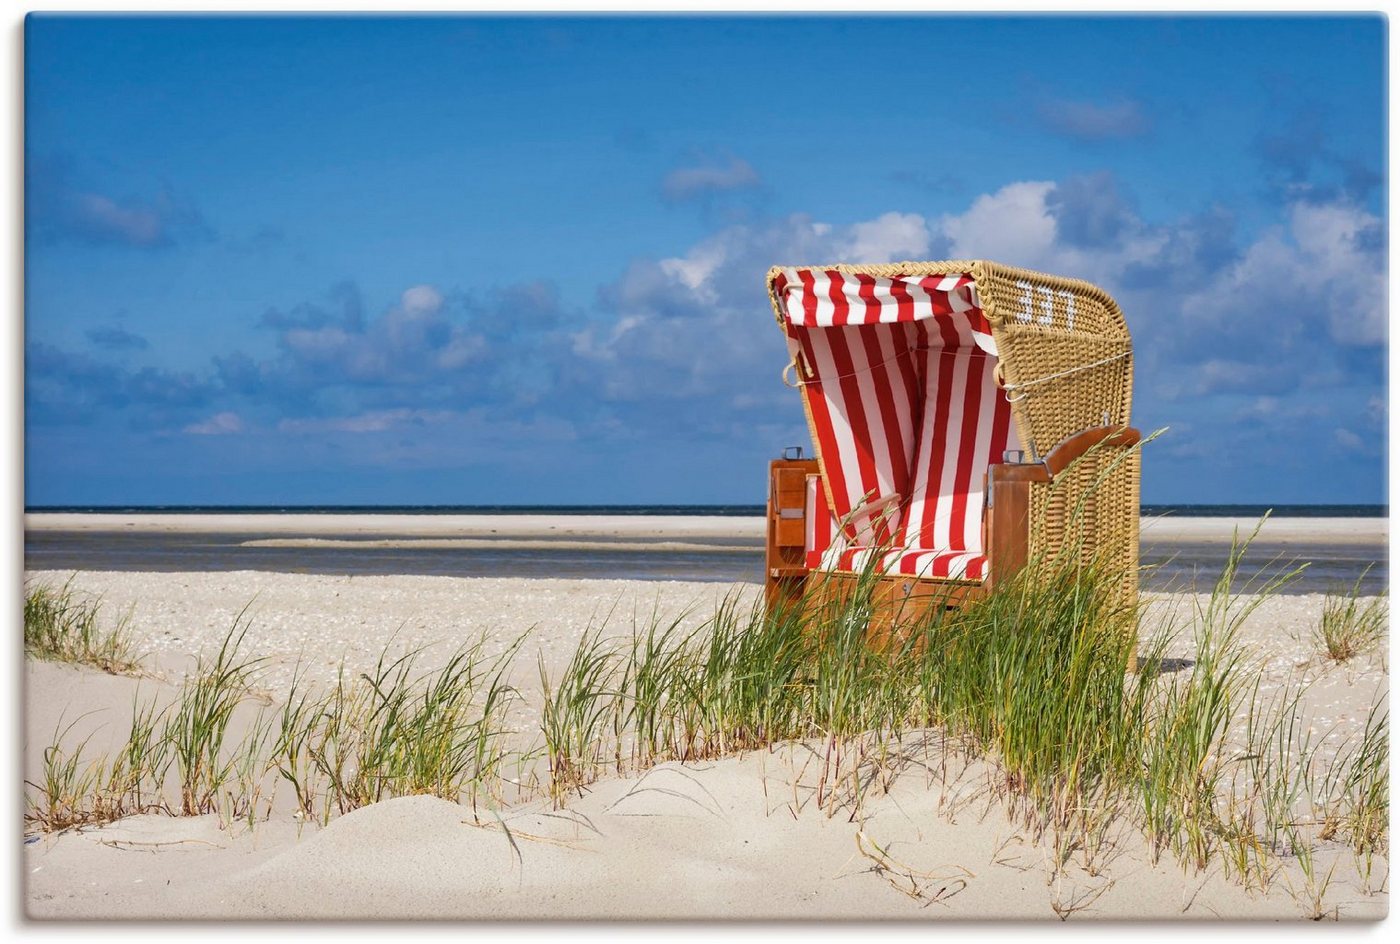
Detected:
[26,747,1386,920]
[22,570,1389,920]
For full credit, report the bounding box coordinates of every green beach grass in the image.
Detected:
[24,578,140,674]
[1316,567,1388,663]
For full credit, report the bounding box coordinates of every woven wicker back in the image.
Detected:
[971,261,1133,460]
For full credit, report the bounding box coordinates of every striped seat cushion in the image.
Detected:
[821,545,989,582]
[778,268,1016,582]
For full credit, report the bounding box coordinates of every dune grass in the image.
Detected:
[530,542,1154,823]
[306,633,525,819]
[26,695,176,832]
[1315,568,1387,663]
[25,613,527,831]
[166,615,264,815]
[26,717,106,832]
[24,579,139,674]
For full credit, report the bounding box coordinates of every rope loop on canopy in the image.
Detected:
[1002,351,1130,404]
[782,356,803,389]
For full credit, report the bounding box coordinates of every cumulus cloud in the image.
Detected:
[400,284,443,313]
[580,177,1383,497]
[267,282,491,386]
[661,155,761,202]
[939,181,1062,263]
[578,212,921,416]
[259,281,365,332]
[1045,172,1137,248]
[837,212,932,263]
[1179,198,1387,347]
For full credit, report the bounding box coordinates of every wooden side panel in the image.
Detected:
[765,458,819,610]
[772,465,809,547]
[987,463,1043,587]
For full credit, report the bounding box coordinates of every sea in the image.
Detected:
[24,504,1389,594]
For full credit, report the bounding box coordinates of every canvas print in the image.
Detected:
[21,13,1388,921]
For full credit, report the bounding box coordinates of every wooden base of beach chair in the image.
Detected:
[804,570,983,647]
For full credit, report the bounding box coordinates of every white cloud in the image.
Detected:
[436,334,486,370]
[939,181,1058,264]
[401,284,444,314]
[936,179,1172,282]
[1180,198,1385,347]
[659,240,728,298]
[188,179,1380,485]
[837,211,931,263]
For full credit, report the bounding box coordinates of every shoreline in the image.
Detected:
[24,512,1390,546]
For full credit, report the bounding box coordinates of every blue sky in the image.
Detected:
[25,14,1386,506]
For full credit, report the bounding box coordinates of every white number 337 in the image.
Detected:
[1015,280,1075,330]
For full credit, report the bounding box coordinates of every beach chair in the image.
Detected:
[763,261,1141,634]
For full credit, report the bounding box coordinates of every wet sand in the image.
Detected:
[23,513,1389,594]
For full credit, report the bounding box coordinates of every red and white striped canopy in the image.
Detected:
[773,268,1018,582]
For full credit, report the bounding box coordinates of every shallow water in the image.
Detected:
[23,529,1386,594]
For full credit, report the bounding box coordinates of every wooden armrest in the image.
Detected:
[986,426,1140,496]
[1042,425,1141,479]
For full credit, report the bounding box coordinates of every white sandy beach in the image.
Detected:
[22,563,1390,921]
[23,512,1389,546]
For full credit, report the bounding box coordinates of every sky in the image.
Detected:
[24,14,1387,506]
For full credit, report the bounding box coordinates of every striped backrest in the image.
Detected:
[774,268,1016,566]
[899,326,1015,554]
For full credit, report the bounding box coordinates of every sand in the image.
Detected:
[22,566,1388,921]
[23,512,1388,547]
[22,748,1384,921]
